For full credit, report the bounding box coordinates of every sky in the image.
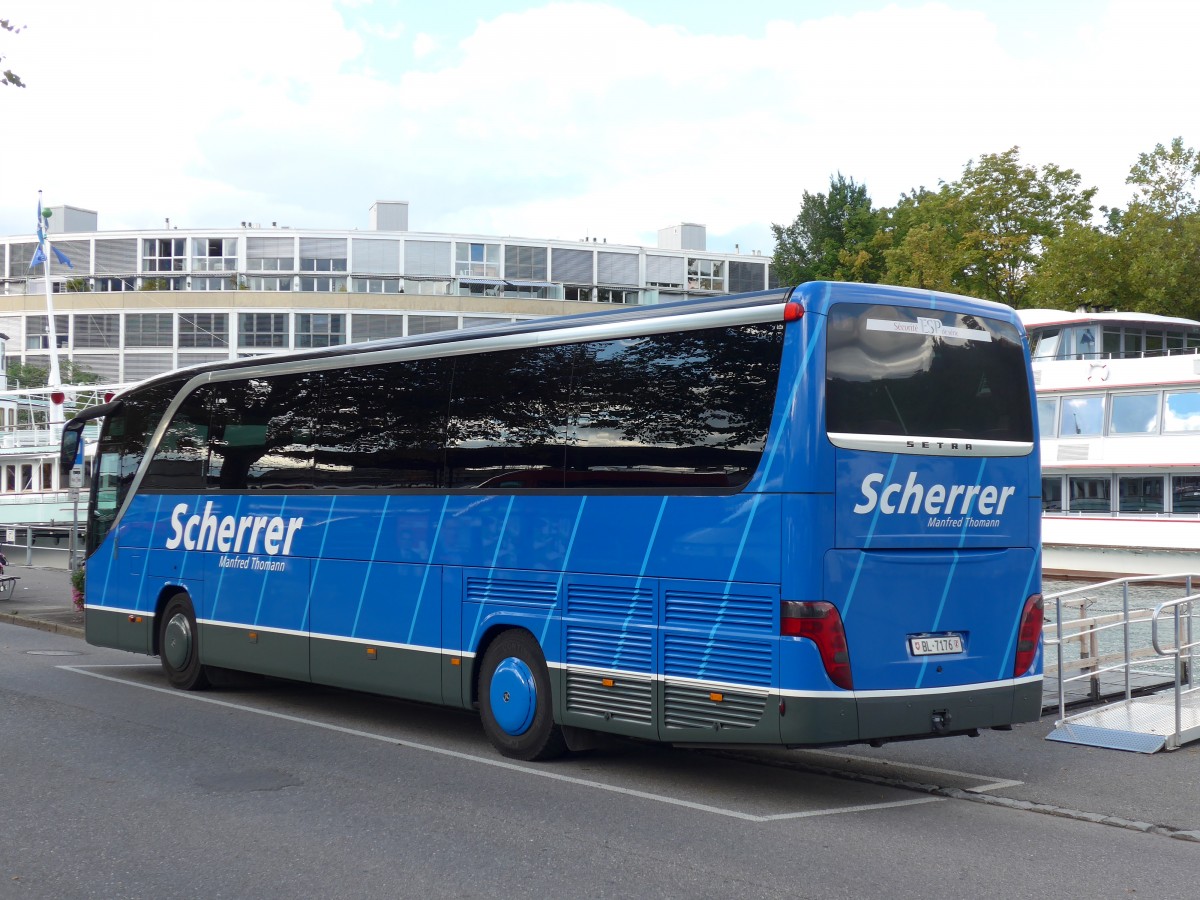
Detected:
[2,0,1197,254]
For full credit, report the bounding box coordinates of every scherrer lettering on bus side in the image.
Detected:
[852,472,1015,517]
[164,501,304,555]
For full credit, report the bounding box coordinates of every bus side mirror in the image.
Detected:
[60,422,85,473]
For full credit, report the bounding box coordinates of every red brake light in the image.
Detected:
[783,301,804,322]
[1014,593,1043,677]
[782,600,852,690]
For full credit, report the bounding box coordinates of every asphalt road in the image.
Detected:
[2,622,1197,900]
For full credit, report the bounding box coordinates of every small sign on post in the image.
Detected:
[69,466,83,489]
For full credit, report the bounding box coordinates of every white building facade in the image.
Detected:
[0,202,776,386]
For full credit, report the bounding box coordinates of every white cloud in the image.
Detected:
[2,1,1199,252]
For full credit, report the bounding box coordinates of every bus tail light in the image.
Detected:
[781,601,853,690]
[784,301,804,322]
[1014,593,1043,677]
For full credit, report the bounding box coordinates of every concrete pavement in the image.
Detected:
[0,565,83,638]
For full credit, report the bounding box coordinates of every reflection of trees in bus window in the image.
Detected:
[314,357,453,489]
[566,324,783,488]
[446,346,573,489]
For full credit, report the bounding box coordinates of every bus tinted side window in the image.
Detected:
[446,346,573,489]
[314,357,453,489]
[566,324,783,489]
[205,374,321,490]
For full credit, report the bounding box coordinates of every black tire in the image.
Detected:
[158,593,210,691]
[478,630,566,761]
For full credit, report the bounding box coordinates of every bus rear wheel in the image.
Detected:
[478,630,566,761]
[159,593,210,691]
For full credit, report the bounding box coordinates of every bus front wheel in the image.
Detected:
[159,593,210,691]
[478,630,566,761]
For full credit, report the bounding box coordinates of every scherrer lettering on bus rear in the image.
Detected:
[852,472,1015,517]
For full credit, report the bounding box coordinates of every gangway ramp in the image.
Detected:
[1043,575,1199,753]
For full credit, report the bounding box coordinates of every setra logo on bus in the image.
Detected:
[164,501,304,556]
[852,472,1016,517]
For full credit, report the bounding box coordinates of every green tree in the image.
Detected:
[771,174,883,285]
[1126,136,1200,218]
[1029,138,1200,318]
[6,360,100,388]
[880,147,1095,308]
[878,186,964,293]
[1,18,25,88]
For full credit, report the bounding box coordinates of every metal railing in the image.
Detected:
[1150,594,1199,747]
[1045,574,1200,742]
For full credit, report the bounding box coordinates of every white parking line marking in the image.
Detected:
[62,664,956,823]
[802,748,1024,793]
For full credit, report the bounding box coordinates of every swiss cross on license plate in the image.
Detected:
[909,634,964,656]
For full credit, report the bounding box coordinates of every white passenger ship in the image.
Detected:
[1021,308,1200,578]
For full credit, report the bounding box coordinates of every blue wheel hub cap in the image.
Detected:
[490,657,537,736]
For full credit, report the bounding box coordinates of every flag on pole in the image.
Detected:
[29,196,72,270]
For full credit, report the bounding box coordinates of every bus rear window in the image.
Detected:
[825,304,1033,443]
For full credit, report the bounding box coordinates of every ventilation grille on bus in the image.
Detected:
[663,634,773,687]
[565,626,653,673]
[1057,444,1090,461]
[464,576,558,607]
[663,682,766,731]
[566,583,654,621]
[565,671,653,725]
[664,588,774,633]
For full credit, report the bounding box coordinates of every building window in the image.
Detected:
[179,313,229,348]
[126,313,174,348]
[239,313,289,349]
[95,277,135,292]
[24,315,69,350]
[139,277,185,291]
[351,277,403,294]
[193,276,238,291]
[564,286,594,302]
[74,314,120,349]
[597,288,638,305]
[296,313,345,348]
[298,276,346,292]
[299,238,348,273]
[247,276,293,291]
[504,245,548,281]
[247,256,294,271]
[687,258,724,291]
[455,242,500,277]
[142,238,186,273]
[192,237,238,272]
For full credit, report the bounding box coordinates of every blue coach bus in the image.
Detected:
[61,282,1043,760]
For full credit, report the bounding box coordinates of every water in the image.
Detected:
[1042,577,1198,704]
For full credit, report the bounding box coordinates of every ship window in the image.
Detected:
[1109,393,1159,434]
[1059,395,1103,437]
[1031,328,1061,360]
[1036,398,1057,439]
[1068,476,1110,512]
[1118,475,1164,512]
[1172,475,1200,512]
[1041,476,1063,512]
[1164,391,1200,432]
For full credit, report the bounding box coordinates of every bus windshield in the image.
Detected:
[825,303,1033,443]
